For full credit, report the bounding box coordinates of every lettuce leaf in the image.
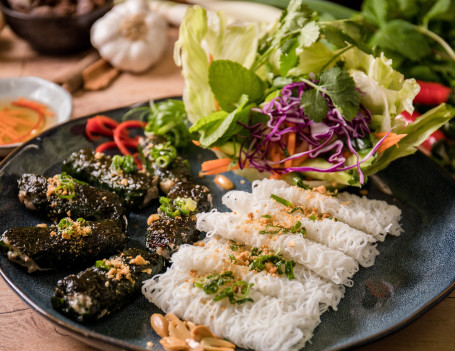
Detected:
[340,48,420,131]
[174,6,262,123]
[364,104,454,176]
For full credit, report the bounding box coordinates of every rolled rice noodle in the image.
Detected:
[143,179,401,351]
[197,211,359,286]
[171,241,345,315]
[143,267,315,351]
[251,179,402,240]
[222,190,379,267]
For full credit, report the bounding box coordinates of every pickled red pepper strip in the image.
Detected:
[113,120,147,155]
[85,116,146,167]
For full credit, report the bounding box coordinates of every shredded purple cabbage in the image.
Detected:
[238,81,388,184]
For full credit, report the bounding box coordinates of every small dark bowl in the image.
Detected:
[0,0,113,55]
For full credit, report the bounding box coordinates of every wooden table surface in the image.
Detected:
[1,26,454,351]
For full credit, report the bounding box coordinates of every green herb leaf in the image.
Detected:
[254,1,317,71]
[321,23,372,54]
[360,0,389,27]
[369,20,431,61]
[198,95,252,148]
[279,38,300,77]
[300,89,329,123]
[189,110,228,133]
[318,66,360,122]
[423,0,451,27]
[208,60,266,112]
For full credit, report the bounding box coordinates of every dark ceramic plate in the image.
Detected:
[1,103,455,351]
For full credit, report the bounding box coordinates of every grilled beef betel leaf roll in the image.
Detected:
[145,195,203,259]
[62,148,159,209]
[166,182,212,213]
[0,218,127,273]
[18,173,127,226]
[51,248,164,322]
[139,135,192,194]
[145,214,198,259]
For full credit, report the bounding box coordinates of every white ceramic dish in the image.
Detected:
[0,76,72,156]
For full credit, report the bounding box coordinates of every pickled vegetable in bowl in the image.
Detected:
[0,77,72,157]
[0,97,55,146]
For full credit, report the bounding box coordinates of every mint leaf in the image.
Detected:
[279,38,300,76]
[319,67,360,121]
[189,111,227,133]
[300,89,328,123]
[209,60,265,112]
[199,95,251,148]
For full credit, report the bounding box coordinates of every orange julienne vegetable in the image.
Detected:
[200,158,241,176]
[0,97,53,145]
[284,131,296,169]
[375,132,407,153]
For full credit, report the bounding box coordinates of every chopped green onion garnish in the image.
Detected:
[270,194,293,207]
[194,271,253,305]
[95,260,111,271]
[293,177,312,190]
[159,196,198,218]
[111,155,137,173]
[150,142,177,168]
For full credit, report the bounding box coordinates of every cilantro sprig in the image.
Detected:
[299,66,361,122]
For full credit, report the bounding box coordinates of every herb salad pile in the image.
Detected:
[175,0,454,187]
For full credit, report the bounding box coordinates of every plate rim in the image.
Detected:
[1,101,455,351]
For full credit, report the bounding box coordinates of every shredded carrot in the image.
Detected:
[13,97,54,118]
[284,131,296,169]
[200,158,241,176]
[291,141,309,167]
[375,132,407,153]
[0,97,53,145]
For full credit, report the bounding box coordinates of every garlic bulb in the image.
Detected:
[91,0,168,73]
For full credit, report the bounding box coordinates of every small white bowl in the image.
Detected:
[0,76,72,156]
